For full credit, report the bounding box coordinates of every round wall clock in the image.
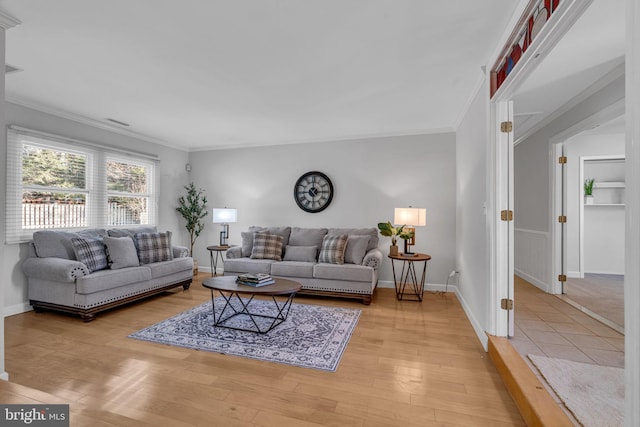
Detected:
[294,171,334,213]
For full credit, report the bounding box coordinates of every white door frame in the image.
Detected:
[487,0,594,336]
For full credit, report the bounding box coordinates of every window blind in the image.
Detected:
[6,127,159,244]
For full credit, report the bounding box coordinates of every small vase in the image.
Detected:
[584,195,594,205]
[389,245,399,256]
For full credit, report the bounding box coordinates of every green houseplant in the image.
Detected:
[584,178,595,205]
[176,183,208,271]
[377,221,414,256]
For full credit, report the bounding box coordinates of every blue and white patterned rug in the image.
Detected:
[129,298,361,372]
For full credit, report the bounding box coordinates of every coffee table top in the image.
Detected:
[202,275,302,296]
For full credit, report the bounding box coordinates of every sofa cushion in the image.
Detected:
[313,263,373,283]
[250,232,283,261]
[318,234,348,264]
[271,261,315,278]
[104,236,140,269]
[135,231,173,264]
[70,237,108,273]
[33,228,107,260]
[240,231,254,257]
[75,266,152,294]
[108,226,158,249]
[224,258,275,274]
[147,257,194,279]
[328,228,379,252]
[283,245,317,262]
[344,235,370,265]
[249,226,291,256]
[288,227,327,252]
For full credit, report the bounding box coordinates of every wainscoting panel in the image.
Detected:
[515,228,550,291]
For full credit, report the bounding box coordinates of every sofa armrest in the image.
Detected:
[362,248,383,270]
[22,257,89,283]
[226,246,243,259]
[173,245,189,258]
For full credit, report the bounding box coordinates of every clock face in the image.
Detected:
[294,171,333,213]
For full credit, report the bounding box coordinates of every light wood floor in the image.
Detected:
[4,273,525,426]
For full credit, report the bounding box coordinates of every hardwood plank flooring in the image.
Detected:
[4,273,525,426]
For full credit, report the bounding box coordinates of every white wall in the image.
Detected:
[564,133,625,276]
[187,133,457,286]
[455,82,490,344]
[3,102,191,316]
[514,73,625,289]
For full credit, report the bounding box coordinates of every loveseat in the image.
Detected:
[224,226,383,304]
[22,226,193,321]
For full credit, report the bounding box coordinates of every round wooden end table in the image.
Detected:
[388,253,432,301]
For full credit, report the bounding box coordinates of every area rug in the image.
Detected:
[129,298,361,372]
[528,354,624,427]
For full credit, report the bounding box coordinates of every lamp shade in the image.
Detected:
[394,207,426,226]
[212,208,237,223]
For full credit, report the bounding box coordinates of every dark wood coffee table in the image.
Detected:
[202,276,302,334]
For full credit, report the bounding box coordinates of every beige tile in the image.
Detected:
[517,319,555,333]
[536,343,595,364]
[524,330,572,346]
[561,333,617,351]
[603,337,625,351]
[580,348,625,368]
[547,322,594,336]
[510,339,546,358]
[535,311,574,323]
[583,322,623,339]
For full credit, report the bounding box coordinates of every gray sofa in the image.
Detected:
[22,226,193,321]
[224,226,383,304]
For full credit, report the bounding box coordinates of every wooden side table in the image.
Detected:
[388,253,431,301]
[207,245,229,277]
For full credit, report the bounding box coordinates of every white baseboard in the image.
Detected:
[0,372,9,381]
[4,302,33,317]
[515,269,550,293]
[585,270,625,276]
[568,271,582,279]
[454,288,488,351]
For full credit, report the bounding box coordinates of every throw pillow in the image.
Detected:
[70,236,108,273]
[103,236,140,269]
[283,245,318,262]
[135,231,173,264]
[250,232,284,260]
[318,234,348,264]
[241,231,254,257]
[344,235,370,264]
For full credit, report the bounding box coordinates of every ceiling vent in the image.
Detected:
[106,118,130,127]
[5,64,23,74]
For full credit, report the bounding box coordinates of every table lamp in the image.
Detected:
[394,207,426,256]
[212,208,237,246]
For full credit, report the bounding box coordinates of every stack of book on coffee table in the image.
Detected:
[236,273,275,287]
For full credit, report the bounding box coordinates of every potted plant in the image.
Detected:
[377,221,414,256]
[584,178,595,205]
[176,183,208,274]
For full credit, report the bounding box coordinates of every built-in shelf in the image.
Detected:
[593,181,625,188]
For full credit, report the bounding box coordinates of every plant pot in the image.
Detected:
[584,195,595,205]
[193,259,199,276]
[389,245,399,256]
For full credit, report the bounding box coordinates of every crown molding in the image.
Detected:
[0,11,21,29]
[5,96,183,150]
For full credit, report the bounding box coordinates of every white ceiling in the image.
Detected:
[1,0,519,150]
[1,1,625,151]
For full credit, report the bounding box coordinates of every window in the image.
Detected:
[6,127,158,243]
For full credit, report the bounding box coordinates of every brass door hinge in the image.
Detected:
[558,215,567,223]
[500,210,514,221]
[559,156,567,164]
[501,298,514,310]
[500,121,513,133]
[558,274,567,282]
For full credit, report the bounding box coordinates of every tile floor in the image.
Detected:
[511,276,624,368]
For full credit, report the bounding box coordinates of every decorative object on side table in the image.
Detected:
[377,221,413,256]
[176,182,208,274]
[212,207,237,246]
[394,207,426,255]
[584,178,595,205]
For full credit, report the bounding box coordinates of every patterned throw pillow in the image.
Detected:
[135,231,173,264]
[250,232,284,260]
[318,234,348,264]
[70,237,108,273]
